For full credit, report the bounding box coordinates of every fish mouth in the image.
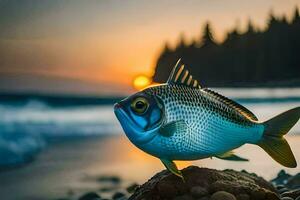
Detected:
[114,103,157,144]
[114,103,122,110]
[114,103,141,130]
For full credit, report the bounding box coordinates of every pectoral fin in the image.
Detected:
[160,159,184,180]
[159,120,187,137]
[215,151,249,161]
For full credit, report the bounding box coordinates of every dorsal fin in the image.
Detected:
[167,59,201,89]
[203,88,258,121]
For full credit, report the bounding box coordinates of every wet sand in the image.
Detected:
[0,135,299,200]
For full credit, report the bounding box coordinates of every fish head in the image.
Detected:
[114,90,164,145]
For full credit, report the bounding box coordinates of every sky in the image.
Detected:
[0,0,299,94]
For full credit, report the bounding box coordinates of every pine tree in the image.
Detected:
[163,42,171,53]
[176,32,187,49]
[246,19,255,34]
[201,22,215,47]
[153,7,300,87]
[292,7,300,24]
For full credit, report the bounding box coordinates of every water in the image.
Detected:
[0,88,299,168]
[0,100,121,167]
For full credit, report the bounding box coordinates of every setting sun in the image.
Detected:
[133,75,152,91]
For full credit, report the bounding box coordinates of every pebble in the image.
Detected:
[281,197,294,200]
[286,173,300,189]
[112,192,126,200]
[271,170,292,185]
[279,188,290,194]
[78,192,101,200]
[210,191,236,200]
[190,186,208,198]
[276,185,286,190]
[281,189,300,199]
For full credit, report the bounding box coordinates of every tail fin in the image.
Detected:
[258,107,300,168]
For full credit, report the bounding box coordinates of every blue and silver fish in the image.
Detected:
[114,60,299,178]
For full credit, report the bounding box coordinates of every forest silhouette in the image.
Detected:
[153,8,300,87]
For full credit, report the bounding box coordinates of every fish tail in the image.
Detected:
[258,107,300,168]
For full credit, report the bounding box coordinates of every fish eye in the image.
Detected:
[131,97,149,115]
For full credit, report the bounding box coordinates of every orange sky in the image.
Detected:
[0,0,300,93]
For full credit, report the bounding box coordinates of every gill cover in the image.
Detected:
[114,91,164,144]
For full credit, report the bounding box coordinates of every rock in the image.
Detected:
[265,192,280,200]
[281,197,294,200]
[210,191,236,200]
[157,179,179,198]
[112,192,126,200]
[278,187,290,194]
[173,194,194,200]
[190,186,208,198]
[235,194,250,200]
[250,189,265,200]
[286,173,300,189]
[271,170,292,185]
[78,192,101,200]
[126,183,139,193]
[275,184,286,190]
[128,166,276,200]
[199,197,210,200]
[281,189,300,199]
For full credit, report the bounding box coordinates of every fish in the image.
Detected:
[114,59,300,179]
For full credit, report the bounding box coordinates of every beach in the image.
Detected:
[0,134,299,200]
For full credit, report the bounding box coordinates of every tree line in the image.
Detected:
[153,8,300,87]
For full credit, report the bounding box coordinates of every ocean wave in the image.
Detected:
[0,101,121,167]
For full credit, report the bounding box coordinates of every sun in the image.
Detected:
[133,75,152,91]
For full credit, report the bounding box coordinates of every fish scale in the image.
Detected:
[142,84,264,160]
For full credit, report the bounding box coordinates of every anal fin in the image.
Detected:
[160,159,184,181]
[215,151,249,161]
